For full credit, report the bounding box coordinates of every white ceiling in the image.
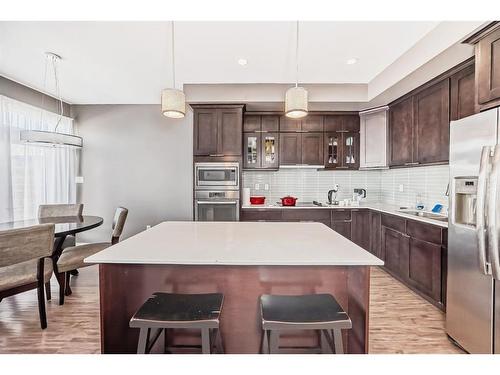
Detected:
[0,21,481,104]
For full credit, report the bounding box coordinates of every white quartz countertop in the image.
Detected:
[241,202,448,228]
[85,221,383,266]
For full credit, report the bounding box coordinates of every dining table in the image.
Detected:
[0,215,103,299]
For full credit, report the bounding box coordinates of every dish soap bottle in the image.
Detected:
[415,193,425,210]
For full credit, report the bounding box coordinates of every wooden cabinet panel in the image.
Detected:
[450,64,476,121]
[476,26,500,108]
[240,209,283,222]
[301,133,324,165]
[332,221,351,240]
[302,115,324,132]
[282,209,331,227]
[351,209,370,250]
[343,115,360,132]
[381,214,406,233]
[407,237,442,302]
[193,105,243,157]
[332,209,351,221]
[193,109,218,156]
[279,133,302,165]
[243,115,261,132]
[280,116,301,132]
[389,97,414,166]
[406,220,442,245]
[360,109,388,169]
[219,109,243,156]
[370,211,382,259]
[382,226,408,277]
[261,115,280,132]
[324,115,344,132]
[413,79,450,164]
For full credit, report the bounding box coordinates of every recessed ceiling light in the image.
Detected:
[346,58,358,65]
[238,58,248,66]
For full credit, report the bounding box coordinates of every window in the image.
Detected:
[0,95,78,223]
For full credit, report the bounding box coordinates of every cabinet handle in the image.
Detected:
[336,130,349,133]
[402,234,410,238]
[404,162,419,166]
[209,154,225,157]
[255,130,268,133]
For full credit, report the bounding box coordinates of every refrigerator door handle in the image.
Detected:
[487,144,500,280]
[477,146,492,275]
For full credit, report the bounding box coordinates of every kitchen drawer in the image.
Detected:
[240,209,283,222]
[282,209,331,223]
[381,214,406,233]
[332,209,352,221]
[406,220,443,245]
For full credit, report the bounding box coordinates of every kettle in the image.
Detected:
[328,184,339,205]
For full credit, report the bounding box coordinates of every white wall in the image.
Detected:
[72,104,193,242]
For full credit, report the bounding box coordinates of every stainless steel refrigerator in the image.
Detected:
[447,107,500,354]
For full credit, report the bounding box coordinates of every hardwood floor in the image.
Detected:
[0,266,463,354]
[369,267,464,354]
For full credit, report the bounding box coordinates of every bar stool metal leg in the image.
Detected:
[137,328,149,354]
[333,329,344,354]
[269,330,280,354]
[320,330,329,354]
[201,328,211,354]
[215,329,224,354]
[260,330,269,354]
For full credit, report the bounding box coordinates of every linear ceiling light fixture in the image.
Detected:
[161,21,186,119]
[20,52,83,148]
[285,21,308,119]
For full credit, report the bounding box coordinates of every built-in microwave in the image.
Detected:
[194,162,239,190]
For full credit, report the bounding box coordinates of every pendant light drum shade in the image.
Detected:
[161,88,186,118]
[285,86,308,119]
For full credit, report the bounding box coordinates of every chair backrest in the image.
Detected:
[38,204,84,218]
[111,207,128,244]
[0,224,55,268]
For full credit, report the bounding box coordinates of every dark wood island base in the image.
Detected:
[98,264,370,354]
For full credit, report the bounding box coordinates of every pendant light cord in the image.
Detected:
[295,20,299,88]
[171,21,176,89]
[39,53,64,132]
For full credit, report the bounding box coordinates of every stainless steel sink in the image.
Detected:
[397,210,448,222]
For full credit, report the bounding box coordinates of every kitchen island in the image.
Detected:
[85,221,383,354]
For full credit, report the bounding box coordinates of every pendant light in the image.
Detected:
[161,21,186,118]
[285,21,308,119]
[20,52,83,148]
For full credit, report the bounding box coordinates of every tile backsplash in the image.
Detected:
[242,164,449,211]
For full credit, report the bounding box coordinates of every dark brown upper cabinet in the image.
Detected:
[324,115,360,132]
[413,79,450,165]
[301,133,324,165]
[279,131,324,166]
[389,97,414,166]
[280,115,324,132]
[389,79,450,166]
[450,63,476,121]
[324,132,360,170]
[243,132,279,170]
[243,114,279,132]
[279,133,302,165]
[465,22,500,111]
[193,105,244,157]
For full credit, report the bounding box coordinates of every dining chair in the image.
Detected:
[38,203,84,300]
[0,224,55,329]
[56,207,128,305]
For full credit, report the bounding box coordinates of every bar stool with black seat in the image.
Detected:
[129,292,224,354]
[260,294,352,354]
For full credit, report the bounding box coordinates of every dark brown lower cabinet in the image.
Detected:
[282,209,331,228]
[380,213,446,309]
[407,237,442,302]
[332,221,351,240]
[369,211,382,258]
[381,226,408,276]
[351,209,370,249]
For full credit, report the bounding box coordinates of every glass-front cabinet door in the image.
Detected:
[243,133,261,169]
[325,132,341,168]
[344,132,359,169]
[261,133,279,169]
